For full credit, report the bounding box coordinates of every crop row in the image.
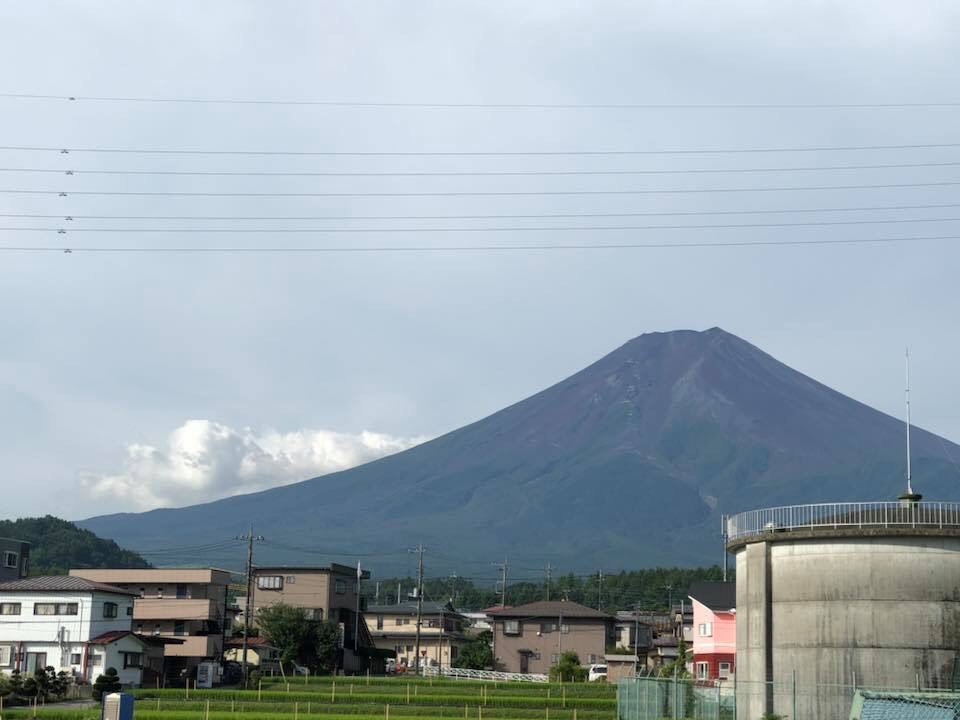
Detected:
[1,711,610,720]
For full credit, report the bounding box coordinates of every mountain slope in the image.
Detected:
[0,516,151,575]
[78,328,960,573]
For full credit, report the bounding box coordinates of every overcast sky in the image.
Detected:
[2,1,960,521]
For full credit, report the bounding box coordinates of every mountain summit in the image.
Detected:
[79,328,960,572]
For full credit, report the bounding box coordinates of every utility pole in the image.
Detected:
[597,570,604,610]
[236,526,264,689]
[354,562,362,654]
[496,557,509,607]
[397,582,401,606]
[664,584,674,613]
[634,602,642,655]
[375,581,380,605]
[544,563,552,601]
[412,544,425,674]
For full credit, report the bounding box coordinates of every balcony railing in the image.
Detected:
[726,501,960,543]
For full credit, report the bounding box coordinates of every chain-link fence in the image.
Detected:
[617,678,960,720]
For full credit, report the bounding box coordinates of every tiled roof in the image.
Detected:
[687,582,736,612]
[224,637,278,649]
[0,575,137,596]
[88,631,143,646]
[487,600,612,620]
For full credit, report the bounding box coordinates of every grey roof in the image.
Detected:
[366,600,458,616]
[0,575,137,596]
[488,600,613,620]
[687,582,736,612]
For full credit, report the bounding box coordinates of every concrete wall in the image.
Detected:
[734,534,960,720]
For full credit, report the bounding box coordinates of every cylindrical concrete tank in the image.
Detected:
[727,501,960,720]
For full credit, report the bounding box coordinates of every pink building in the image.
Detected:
[688,582,735,681]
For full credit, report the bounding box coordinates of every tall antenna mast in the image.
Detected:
[899,348,922,503]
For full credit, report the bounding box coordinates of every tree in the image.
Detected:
[92,668,121,700]
[314,622,341,674]
[659,640,691,678]
[52,670,72,699]
[549,651,588,682]
[256,604,320,667]
[453,631,493,670]
[0,672,12,699]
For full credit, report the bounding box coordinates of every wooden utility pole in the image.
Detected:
[413,545,425,673]
[237,526,263,688]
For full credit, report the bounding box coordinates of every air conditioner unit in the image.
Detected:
[101,693,134,720]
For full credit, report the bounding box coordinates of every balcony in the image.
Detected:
[726,501,960,544]
[134,598,220,621]
[160,635,222,658]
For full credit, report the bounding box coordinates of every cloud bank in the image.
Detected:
[81,419,428,510]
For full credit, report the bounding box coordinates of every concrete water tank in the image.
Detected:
[727,501,960,720]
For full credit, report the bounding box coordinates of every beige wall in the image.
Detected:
[251,568,360,623]
[492,617,612,674]
[373,635,468,668]
[71,568,231,586]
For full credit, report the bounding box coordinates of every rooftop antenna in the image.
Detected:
[899,348,922,504]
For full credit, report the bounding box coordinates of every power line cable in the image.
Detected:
[4,141,960,157]
[6,179,960,197]
[6,216,960,235]
[4,201,960,221]
[4,233,960,253]
[8,159,960,176]
[4,92,960,110]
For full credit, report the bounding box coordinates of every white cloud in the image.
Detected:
[80,420,428,511]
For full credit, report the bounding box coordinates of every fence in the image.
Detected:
[422,667,549,683]
[726,502,960,542]
[617,677,960,720]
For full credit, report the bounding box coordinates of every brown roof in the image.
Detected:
[88,631,185,647]
[0,576,137,596]
[488,600,612,620]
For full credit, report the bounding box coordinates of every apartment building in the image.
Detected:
[70,568,232,679]
[0,575,169,686]
[489,600,615,675]
[250,565,376,672]
[365,600,468,669]
[0,538,30,582]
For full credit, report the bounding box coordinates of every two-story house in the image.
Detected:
[489,600,615,675]
[70,567,232,681]
[688,582,735,681]
[0,538,30,582]
[250,565,376,673]
[0,576,168,686]
[365,600,467,669]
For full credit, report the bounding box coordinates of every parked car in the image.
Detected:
[588,664,607,682]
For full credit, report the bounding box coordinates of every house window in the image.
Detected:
[103,602,118,619]
[540,622,555,634]
[696,662,709,680]
[174,621,186,636]
[718,662,731,678]
[70,653,82,665]
[0,603,21,615]
[257,576,284,591]
[0,646,13,667]
[451,646,458,659]
[335,580,346,594]
[587,654,598,664]
[503,620,520,635]
[123,652,143,669]
[90,653,102,666]
[550,654,559,664]
[126,606,133,616]
[2,551,17,568]
[286,576,296,584]
[395,617,409,626]
[34,603,78,616]
[308,609,324,621]
[698,622,713,637]
[561,623,570,634]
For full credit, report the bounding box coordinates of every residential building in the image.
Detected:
[223,637,281,674]
[365,600,468,669]
[0,538,30,582]
[459,611,492,634]
[0,575,167,686]
[70,568,232,679]
[613,611,654,654]
[688,582,735,682]
[250,565,376,672]
[488,600,615,675]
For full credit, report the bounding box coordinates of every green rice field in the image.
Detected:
[0,677,617,720]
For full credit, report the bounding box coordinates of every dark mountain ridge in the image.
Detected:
[78,328,960,574]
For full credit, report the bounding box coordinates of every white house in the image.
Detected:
[0,575,167,686]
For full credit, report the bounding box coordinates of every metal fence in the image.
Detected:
[726,502,960,542]
[617,677,960,720]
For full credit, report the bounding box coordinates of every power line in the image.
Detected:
[4,141,960,157]
[4,201,960,221]
[4,92,960,109]
[8,159,960,176]
[7,216,960,235]
[4,233,960,254]
[6,179,960,197]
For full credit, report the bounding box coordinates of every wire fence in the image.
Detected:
[617,677,960,720]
